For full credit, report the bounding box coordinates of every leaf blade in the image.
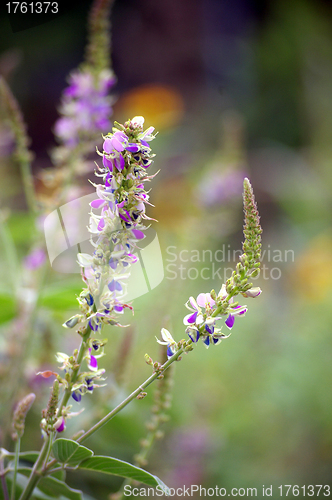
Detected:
[38,476,83,500]
[78,456,168,492]
[52,439,93,466]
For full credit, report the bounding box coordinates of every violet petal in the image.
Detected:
[225,314,235,329]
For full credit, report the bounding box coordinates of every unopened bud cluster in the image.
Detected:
[157,178,262,354]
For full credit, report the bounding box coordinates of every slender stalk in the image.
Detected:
[18,440,48,500]
[41,433,54,473]
[77,342,189,444]
[10,438,20,500]
[44,341,192,475]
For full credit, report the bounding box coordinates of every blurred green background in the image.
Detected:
[0,0,332,498]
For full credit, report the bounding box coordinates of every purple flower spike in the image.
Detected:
[108,279,122,292]
[114,304,124,313]
[72,391,82,403]
[88,348,98,371]
[225,314,235,329]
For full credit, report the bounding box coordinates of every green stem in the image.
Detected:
[42,433,54,472]
[10,438,20,500]
[44,341,191,474]
[18,440,49,500]
[77,342,189,444]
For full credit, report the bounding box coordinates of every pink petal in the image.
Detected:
[131,229,144,240]
[103,138,113,153]
[91,199,105,209]
[103,155,113,170]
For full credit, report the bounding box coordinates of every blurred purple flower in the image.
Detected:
[196,168,246,207]
[24,247,46,270]
[54,69,116,148]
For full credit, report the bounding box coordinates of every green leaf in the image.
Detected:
[5,472,58,500]
[17,451,40,463]
[78,456,168,493]
[10,470,80,500]
[37,477,83,500]
[52,439,93,466]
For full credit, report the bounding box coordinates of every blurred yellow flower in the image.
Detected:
[291,232,332,301]
[114,84,184,130]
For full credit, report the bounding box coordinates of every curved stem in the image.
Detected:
[18,440,48,500]
[44,341,192,473]
[77,341,189,444]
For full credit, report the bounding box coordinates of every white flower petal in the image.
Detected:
[77,253,94,267]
